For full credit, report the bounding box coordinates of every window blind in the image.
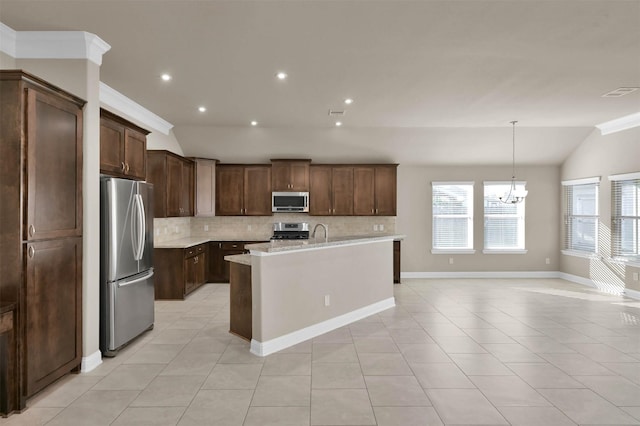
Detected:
[432,183,474,250]
[611,176,640,261]
[562,181,599,254]
[483,183,525,250]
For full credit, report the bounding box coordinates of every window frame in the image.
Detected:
[561,177,600,258]
[482,181,527,254]
[609,172,640,265]
[431,181,475,254]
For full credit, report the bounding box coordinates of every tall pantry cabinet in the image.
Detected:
[0,70,84,413]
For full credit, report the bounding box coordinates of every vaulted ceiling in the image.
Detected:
[1,0,638,165]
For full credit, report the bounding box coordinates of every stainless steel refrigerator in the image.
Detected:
[100,176,155,356]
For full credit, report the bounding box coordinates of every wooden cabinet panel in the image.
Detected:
[25,88,83,241]
[123,129,147,180]
[194,159,216,216]
[353,167,376,215]
[374,166,397,216]
[1,71,85,411]
[146,150,194,218]
[24,238,82,396]
[309,166,333,215]
[216,166,244,215]
[244,166,272,216]
[99,117,125,176]
[216,165,272,216]
[331,167,354,216]
[229,262,252,340]
[100,109,149,180]
[271,160,310,191]
[393,240,401,284]
[155,244,206,299]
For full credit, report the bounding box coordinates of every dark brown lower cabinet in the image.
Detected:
[154,244,207,299]
[229,262,252,340]
[24,238,82,397]
[0,303,17,416]
[208,241,267,283]
[394,240,401,284]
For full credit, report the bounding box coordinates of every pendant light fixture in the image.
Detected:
[498,120,528,204]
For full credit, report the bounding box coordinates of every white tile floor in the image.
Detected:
[3,278,640,425]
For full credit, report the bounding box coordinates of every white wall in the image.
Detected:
[397,164,561,274]
[561,127,640,293]
[146,129,184,156]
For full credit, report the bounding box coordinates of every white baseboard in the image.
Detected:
[400,271,640,300]
[401,271,560,279]
[623,287,640,300]
[80,350,102,373]
[250,297,396,357]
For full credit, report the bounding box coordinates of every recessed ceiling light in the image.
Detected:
[161,73,172,81]
[335,121,342,127]
[198,106,207,112]
[251,121,258,126]
[344,98,354,105]
[276,72,288,80]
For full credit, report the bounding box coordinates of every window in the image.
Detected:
[610,172,640,262]
[432,182,474,252]
[562,177,599,255]
[483,182,526,252]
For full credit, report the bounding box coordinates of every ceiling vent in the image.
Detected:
[601,87,639,97]
[328,109,346,116]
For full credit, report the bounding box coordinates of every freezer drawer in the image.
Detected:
[101,270,154,355]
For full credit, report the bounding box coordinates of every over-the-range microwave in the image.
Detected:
[272,191,309,213]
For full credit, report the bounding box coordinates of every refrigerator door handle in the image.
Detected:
[137,193,146,260]
[117,269,154,288]
[132,194,144,261]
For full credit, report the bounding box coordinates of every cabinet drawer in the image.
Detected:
[221,242,243,250]
[185,244,206,258]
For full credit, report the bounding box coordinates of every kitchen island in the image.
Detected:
[226,234,402,356]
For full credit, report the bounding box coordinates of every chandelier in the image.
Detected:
[498,121,528,204]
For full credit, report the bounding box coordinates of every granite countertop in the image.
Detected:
[246,234,405,255]
[154,237,213,249]
[224,253,251,266]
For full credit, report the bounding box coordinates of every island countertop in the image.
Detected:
[246,234,404,255]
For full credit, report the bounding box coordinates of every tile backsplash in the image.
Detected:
[154,214,396,243]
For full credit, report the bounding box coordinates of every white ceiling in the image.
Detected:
[1,0,639,165]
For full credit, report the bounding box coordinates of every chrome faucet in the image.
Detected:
[312,223,329,242]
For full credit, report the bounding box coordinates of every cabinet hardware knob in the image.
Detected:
[121,161,126,172]
[28,224,35,237]
[28,246,35,258]
[375,208,378,214]
[371,209,374,213]
[125,163,130,173]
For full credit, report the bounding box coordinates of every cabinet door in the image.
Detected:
[208,242,225,282]
[309,166,332,215]
[181,160,194,216]
[123,129,147,180]
[24,238,82,396]
[166,155,183,217]
[196,252,206,286]
[289,162,310,191]
[195,159,216,216]
[184,255,197,295]
[244,166,272,216]
[216,166,244,215]
[374,166,397,216]
[99,117,125,176]
[353,167,375,216]
[25,88,82,241]
[332,167,354,216]
[271,162,291,191]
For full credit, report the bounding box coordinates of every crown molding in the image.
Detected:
[100,82,174,135]
[0,22,110,65]
[596,112,640,135]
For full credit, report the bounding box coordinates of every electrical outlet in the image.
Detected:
[379,224,384,231]
[155,229,160,236]
[324,295,330,306]
[204,225,209,231]
[449,257,454,265]
[248,224,252,231]
[633,272,639,281]
[545,258,550,265]
[373,225,379,231]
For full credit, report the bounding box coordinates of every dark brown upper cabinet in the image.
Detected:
[271,159,311,191]
[216,165,272,216]
[147,150,194,218]
[100,109,150,181]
